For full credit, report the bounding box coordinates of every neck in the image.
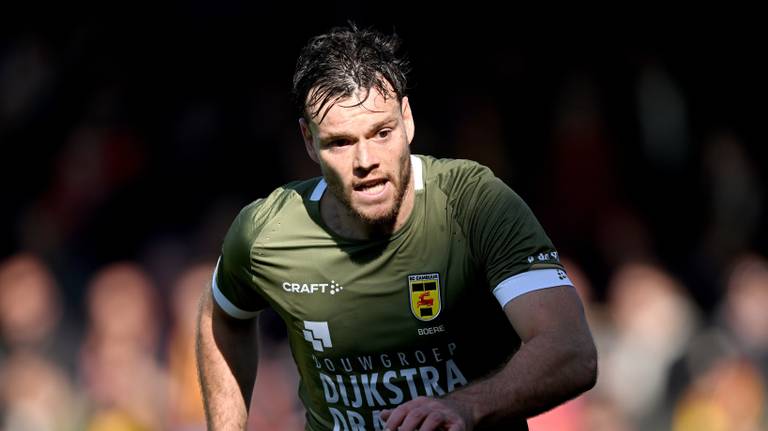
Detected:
[321,179,415,240]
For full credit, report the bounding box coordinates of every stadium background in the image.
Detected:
[1,9,766,431]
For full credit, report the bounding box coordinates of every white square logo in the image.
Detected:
[303,321,332,352]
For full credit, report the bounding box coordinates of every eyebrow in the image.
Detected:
[318,117,398,143]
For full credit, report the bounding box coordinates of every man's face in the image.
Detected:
[300,87,415,231]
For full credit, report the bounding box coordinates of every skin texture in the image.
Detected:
[195,288,259,431]
[299,87,415,240]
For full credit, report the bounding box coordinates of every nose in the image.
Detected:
[353,140,379,174]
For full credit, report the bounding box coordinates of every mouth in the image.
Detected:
[353,178,389,197]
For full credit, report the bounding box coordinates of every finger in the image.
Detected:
[414,410,448,431]
[384,403,412,430]
[447,424,464,431]
[398,406,431,431]
[379,409,391,421]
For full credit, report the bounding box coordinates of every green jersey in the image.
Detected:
[214,155,572,431]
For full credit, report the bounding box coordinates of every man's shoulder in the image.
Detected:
[417,154,530,223]
[240,177,320,215]
[228,177,321,242]
[417,154,498,194]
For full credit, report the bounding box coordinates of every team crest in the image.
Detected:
[408,273,441,321]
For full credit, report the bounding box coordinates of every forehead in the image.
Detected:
[307,87,401,136]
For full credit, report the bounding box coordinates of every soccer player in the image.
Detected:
[196,24,597,431]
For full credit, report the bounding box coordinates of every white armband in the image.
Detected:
[492,268,573,307]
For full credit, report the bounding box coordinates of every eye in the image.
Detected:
[326,139,349,148]
[377,128,392,139]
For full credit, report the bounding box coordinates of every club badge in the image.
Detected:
[408,273,441,321]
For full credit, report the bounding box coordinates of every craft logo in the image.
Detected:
[408,273,441,322]
[283,280,344,295]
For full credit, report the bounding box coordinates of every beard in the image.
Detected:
[324,154,412,236]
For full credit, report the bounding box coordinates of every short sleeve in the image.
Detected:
[212,201,270,319]
[450,164,573,307]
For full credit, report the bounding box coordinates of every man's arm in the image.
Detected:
[381,285,597,431]
[196,285,260,430]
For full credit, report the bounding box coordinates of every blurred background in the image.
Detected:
[1,8,766,431]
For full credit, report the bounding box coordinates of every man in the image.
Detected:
[196,24,597,431]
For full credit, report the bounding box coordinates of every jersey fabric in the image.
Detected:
[213,155,573,431]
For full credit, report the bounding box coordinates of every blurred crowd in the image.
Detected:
[2,252,767,430]
[2,16,766,431]
[0,254,304,430]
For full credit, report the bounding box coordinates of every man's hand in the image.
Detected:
[380,396,474,431]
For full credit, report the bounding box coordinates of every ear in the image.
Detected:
[401,96,415,146]
[299,117,319,164]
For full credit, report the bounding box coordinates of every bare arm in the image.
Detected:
[449,285,597,425]
[195,286,260,430]
[382,285,597,431]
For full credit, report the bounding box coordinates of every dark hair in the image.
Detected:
[292,23,410,122]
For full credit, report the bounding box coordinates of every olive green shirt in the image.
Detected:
[213,155,572,431]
